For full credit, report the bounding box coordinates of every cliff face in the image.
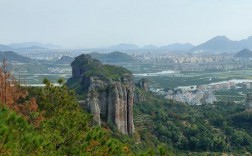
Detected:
[134,79,149,103]
[137,78,149,91]
[68,54,134,135]
[87,76,134,134]
[245,93,252,109]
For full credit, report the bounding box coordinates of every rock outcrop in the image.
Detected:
[67,54,134,135]
[134,78,149,103]
[137,78,149,91]
[245,93,252,109]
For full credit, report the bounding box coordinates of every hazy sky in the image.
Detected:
[1,0,252,48]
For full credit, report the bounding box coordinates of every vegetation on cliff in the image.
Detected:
[70,54,131,80]
[67,54,132,96]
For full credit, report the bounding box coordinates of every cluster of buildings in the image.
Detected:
[48,67,71,74]
[197,80,252,91]
[150,80,252,105]
[133,53,250,72]
[134,53,224,64]
[165,89,216,105]
[170,54,223,64]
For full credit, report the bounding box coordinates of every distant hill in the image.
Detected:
[0,51,33,63]
[56,56,74,64]
[0,44,13,51]
[8,42,60,49]
[142,45,158,49]
[234,49,252,58]
[191,36,252,53]
[107,43,139,50]
[88,51,136,63]
[106,43,194,51]
[18,46,47,50]
[160,43,194,51]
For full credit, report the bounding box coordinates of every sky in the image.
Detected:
[1,0,252,48]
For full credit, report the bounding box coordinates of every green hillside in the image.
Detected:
[0,51,33,63]
[234,49,252,58]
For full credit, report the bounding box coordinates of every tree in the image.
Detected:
[35,80,129,155]
[0,62,41,126]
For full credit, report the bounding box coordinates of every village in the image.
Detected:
[150,79,252,105]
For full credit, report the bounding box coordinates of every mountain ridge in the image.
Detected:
[191,36,252,53]
[0,51,33,63]
[0,44,13,51]
[8,42,60,49]
[2,35,252,53]
[160,43,194,51]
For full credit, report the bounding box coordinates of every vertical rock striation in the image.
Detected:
[67,54,134,135]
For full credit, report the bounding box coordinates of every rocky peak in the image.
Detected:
[137,78,149,91]
[71,54,102,79]
[67,54,135,135]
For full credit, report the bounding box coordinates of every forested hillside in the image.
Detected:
[1,62,252,155]
[0,67,132,155]
[133,87,252,155]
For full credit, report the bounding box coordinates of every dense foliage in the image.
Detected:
[133,88,252,155]
[0,77,131,155]
[0,107,45,155]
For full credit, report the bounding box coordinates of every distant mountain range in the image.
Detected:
[191,36,252,53]
[106,43,194,51]
[142,44,158,50]
[107,36,252,53]
[8,42,61,49]
[0,42,60,52]
[0,44,13,51]
[234,49,252,58]
[2,36,252,53]
[160,43,194,51]
[107,43,140,50]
